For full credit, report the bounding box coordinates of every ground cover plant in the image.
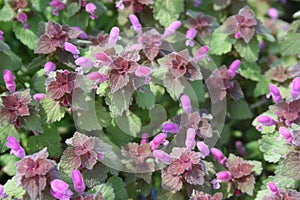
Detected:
[0,0,300,199]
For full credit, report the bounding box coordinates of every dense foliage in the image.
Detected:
[0,0,300,199]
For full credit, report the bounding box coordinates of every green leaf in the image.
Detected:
[31,0,49,12]
[135,91,156,109]
[0,123,19,153]
[239,61,262,81]
[0,154,18,176]
[254,78,271,97]
[247,160,263,176]
[281,33,300,55]
[22,110,43,133]
[4,178,26,200]
[209,31,233,55]
[88,184,115,200]
[107,176,128,200]
[40,97,66,124]
[13,21,38,50]
[96,100,111,128]
[66,2,80,17]
[105,122,133,147]
[115,111,142,137]
[26,126,62,158]
[63,12,89,29]
[228,99,252,119]
[259,133,292,163]
[108,88,133,117]
[163,76,185,99]
[83,163,109,188]
[153,0,184,27]
[156,189,185,200]
[187,80,205,103]
[213,0,231,10]
[281,151,300,180]
[234,37,259,62]
[0,3,14,22]
[31,69,47,93]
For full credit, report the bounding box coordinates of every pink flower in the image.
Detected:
[6,136,25,158]
[72,26,88,39]
[3,69,16,93]
[185,128,196,150]
[162,122,179,134]
[49,0,66,16]
[234,32,241,39]
[0,184,7,199]
[216,171,232,182]
[278,127,293,143]
[266,84,282,104]
[180,94,192,113]
[116,0,125,9]
[228,59,241,79]
[64,42,80,58]
[197,141,210,158]
[129,14,142,35]
[94,52,112,66]
[268,7,279,20]
[268,182,280,196]
[140,133,149,144]
[33,93,46,102]
[163,21,181,39]
[85,3,97,20]
[291,77,300,100]
[150,133,167,150]
[0,30,3,40]
[72,170,85,194]
[185,28,197,47]
[194,0,201,7]
[153,150,172,164]
[50,179,73,200]
[17,13,30,29]
[87,72,108,83]
[44,62,56,75]
[135,66,152,77]
[193,46,209,62]
[257,115,276,126]
[75,57,94,69]
[109,27,120,47]
[211,148,227,166]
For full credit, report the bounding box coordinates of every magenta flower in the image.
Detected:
[211,148,227,166]
[44,62,56,75]
[291,77,300,100]
[196,141,210,158]
[234,32,241,39]
[180,94,192,113]
[163,21,181,39]
[193,46,209,62]
[50,179,73,200]
[185,28,197,47]
[257,115,276,126]
[162,122,179,134]
[129,14,142,35]
[235,141,247,157]
[279,127,293,143]
[116,0,125,9]
[0,184,7,199]
[216,171,232,182]
[49,0,66,16]
[108,27,120,47]
[75,57,94,69]
[17,13,30,29]
[87,72,108,88]
[85,2,97,20]
[72,170,85,194]
[228,59,241,79]
[0,30,3,40]
[94,52,113,66]
[6,136,25,158]
[150,133,167,150]
[135,66,152,77]
[72,26,88,39]
[268,7,279,20]
[33,93,46,102]
[194,0,201,7]
[3,69,16,93]
[267,84,282,103]
[268,182,280,196]
[153,150,172,164]
[64,42,80,58]
[185,128,196,150]
[140,133,149,144]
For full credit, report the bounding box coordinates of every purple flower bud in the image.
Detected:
[291,77,300,100]
[72,170,85,194]
[6,136,25,158]
[163,21,181,39]
[150,133,167,150]
[235,141,247,157]
[0,184,7,199]
[108,27,120,47]
[153,150,172,164]
[135,66,152,77]
[85,3,97,20]
[197,141,210,158]
[185,128,196,150]
[267,84,282,103]
[141,133,149,144]
[33,93,46,102]
[193,46,209,62]
[129,14,142,35]
[279,127,293,143]
[44,62,56,75]
[180,94,192,113]
[3,69,16,93]
[194,0,201,7]
[17,13,30,29]
[73,26,88,39]
[268,7,279,20]
[186,28,197,40]
[162,122,179,134]
[268,182,280,196]
[94,52,112,66]
[211,148,227,166]
[234,32,241,39]
[257,115,276,126]
[228,59,241,79]
[64,42,80,58]
[216,171,232,182]
[49,0,66,16]
[75,57,94,69]
[259,41,266,50]
[210,179,220,190]
[50,179,73,200]
[0,30,3,40]
[87,72,108,83]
